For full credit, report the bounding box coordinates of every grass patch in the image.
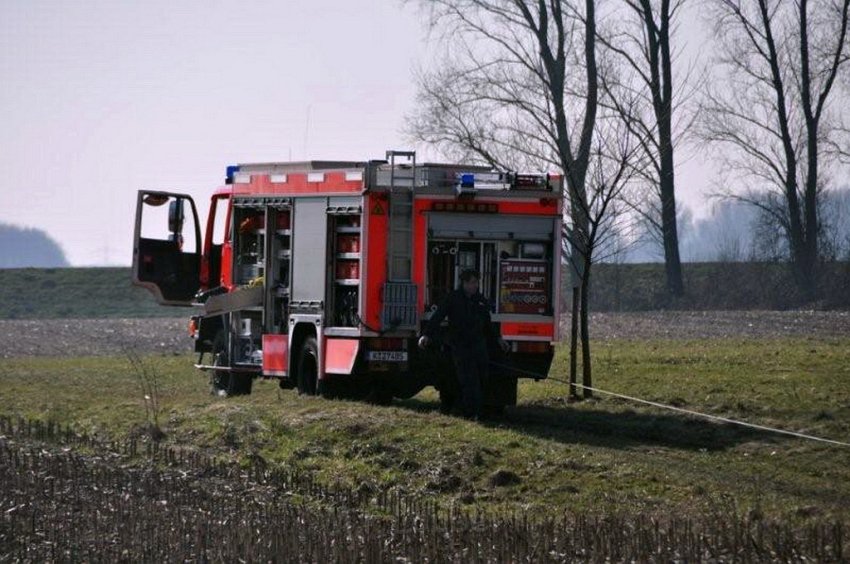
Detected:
[0,267,176,318]
[584,261,850,310]
[1,337,848,521]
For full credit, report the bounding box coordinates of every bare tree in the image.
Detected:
[571,110,647,396]
[818,187,850,260]
[749,193,789,261]
[699,0,850,296]
[407,0,649,395]
[597,0,694,296]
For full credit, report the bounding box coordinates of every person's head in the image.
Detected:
[459,269,480,296]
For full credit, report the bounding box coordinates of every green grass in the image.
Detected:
[0,267,177,318]
[2,337,849,521]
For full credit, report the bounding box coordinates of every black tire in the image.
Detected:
[210,332,230,396]
[278,378,296,391]
[210,331,253,397]
[319,374,351,400]
[368,385,394,406]
[231,371,253,395]
[362,371,393,405]
[481,404,506,420]
[438,387,456,415]
[297,336,319,396]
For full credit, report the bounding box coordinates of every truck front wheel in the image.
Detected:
[211,331,252,397]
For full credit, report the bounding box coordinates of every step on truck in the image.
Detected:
[132,151,562,410]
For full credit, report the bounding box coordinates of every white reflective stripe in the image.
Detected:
[503,335,551,342]
[345,171,363,181]
[307,172,325,183]
[270,173,287,183]
[234,174,252,184]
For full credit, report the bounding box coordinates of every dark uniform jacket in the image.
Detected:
[423,289,494,349]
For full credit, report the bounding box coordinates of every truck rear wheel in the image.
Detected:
[438,387,456,415]
[297,336,319,396]
[368,386,394,406]
[211,332,252,397]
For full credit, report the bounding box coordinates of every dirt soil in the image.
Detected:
[0,318,191,358]
[2,310,848,359]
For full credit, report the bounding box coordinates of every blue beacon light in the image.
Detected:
[225,165,241,184]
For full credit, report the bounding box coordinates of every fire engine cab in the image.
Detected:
[132,151,561,410]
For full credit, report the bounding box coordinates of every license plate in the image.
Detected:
[367,351,408,362]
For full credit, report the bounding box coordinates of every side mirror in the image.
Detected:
[168,199,185,234]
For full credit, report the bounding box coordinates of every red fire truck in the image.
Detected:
[132,151,561,410]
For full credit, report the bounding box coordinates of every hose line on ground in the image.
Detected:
[486,359,850,448]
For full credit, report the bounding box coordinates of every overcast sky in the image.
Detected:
[1,0,713,266]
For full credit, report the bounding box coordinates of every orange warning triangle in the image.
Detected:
[372,202,385,215]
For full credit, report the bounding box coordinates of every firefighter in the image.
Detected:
[418,269,510,419]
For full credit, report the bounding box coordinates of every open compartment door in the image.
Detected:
[132,190,202,306]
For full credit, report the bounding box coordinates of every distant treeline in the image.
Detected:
[623,189,850,264]
[0,223,69,268]
[572,262,850,311]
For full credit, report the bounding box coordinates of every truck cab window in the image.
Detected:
[140,195,197,254]
[133,191,201,305]
[211,196,230,245]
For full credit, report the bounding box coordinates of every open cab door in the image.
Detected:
[132,191,202,306]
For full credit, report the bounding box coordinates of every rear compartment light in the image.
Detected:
[514,341,551,354]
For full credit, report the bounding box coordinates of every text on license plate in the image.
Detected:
[367,351,408,362]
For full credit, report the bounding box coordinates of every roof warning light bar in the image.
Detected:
[454,171,553,195]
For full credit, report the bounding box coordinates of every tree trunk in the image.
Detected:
[798,0,821,300]
[655,0,684,298]
[569,286,579,398]
[659,144,684,297]
[786,211,815,298]
[579,261,592,399]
